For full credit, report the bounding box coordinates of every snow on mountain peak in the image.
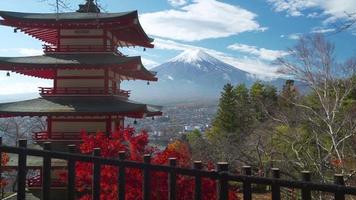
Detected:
[169,49,219,64]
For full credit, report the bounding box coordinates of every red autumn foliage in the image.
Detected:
[67,128,239,200]
[1,153,9,187]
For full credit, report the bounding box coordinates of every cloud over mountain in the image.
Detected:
[153,38,281,78]
[125,49,289,104]
[168,0,188,7]
[227,43,288,61]
[140,0,266,41]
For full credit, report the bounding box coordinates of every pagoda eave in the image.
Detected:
[0,10,154,48]
[0,97,162,118]
[0,54,158,81]
[0,111,162,118]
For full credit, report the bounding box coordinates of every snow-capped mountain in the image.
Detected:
[123,50,291,104]
[153,49,249,87]
[169,49,222,64]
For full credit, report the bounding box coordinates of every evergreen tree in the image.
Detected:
[262,84,278,115]
[211,83,238,134]
[234,84,254,135]
[263,85,278,103]
[279,80,298,108]
[250,81,265,121]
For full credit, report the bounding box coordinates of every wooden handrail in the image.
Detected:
[33,131,83,141]
[39,87,131,97]
[27,175,66,188]
[0,139,355,200]
[42,44,121,54]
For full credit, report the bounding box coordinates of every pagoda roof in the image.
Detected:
[0,96,162,118]
[0,10,135,21]
[0,54,157,81]
[0,10,153,47]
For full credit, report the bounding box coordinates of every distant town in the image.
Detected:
[129,102,217,146]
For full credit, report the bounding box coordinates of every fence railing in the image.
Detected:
[0,138,356,200]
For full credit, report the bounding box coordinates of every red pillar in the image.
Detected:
[53,70,58,94]
[106,116,112,134]
[47,116,52,139]
[103,29,108,47]
[104,69,109,94]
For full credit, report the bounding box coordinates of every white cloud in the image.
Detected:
[0,48,42,56]
[307,12,320,18]
[288,33,302,40]
[0,72,51,95]
[267,0,356,23]
[267,0,317,17]
[227,43,288,61]
[121,48,160,69]
[154,38,281,78]
[311,27,335,33]
[18,48,43,56]
[141,58,159,69]
[168,0,188,7]
[140,0,266,41]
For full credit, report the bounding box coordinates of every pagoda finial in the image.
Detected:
[77,0,101,13]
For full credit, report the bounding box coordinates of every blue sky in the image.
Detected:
[0,0,355,95]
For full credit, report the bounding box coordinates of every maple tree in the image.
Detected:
[66,127,238,200]
[0,152,9,197]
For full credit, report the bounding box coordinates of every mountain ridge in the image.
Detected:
[124,49,292,104]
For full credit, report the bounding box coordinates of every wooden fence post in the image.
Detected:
[168,158,177,200]
[271,168,280,200]
[67,145,76,200]
[217,162,229,200]
[242,166,252,200]
[118,151,126,200]
[194,161,203,200]
[143,154,151,200]
[92,148,101,200]
[301,171,311,200]
[17,139,27,200]
[42,142,52,200]
[334,174,345,200]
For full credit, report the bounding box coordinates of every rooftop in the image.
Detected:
[0,96,162,118]
[0,54,157,81]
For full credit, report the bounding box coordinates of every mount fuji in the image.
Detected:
[123,49,286,104]
[154,50,250,87]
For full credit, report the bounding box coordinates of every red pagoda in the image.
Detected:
[0,0,161,196]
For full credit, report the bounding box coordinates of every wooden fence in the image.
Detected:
[0,138,355,200]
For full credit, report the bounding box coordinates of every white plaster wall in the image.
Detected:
[56,79,104,88]
[57,69,104,77]
[52,121,106,132]
[60,29,103,36]
[60,38,104,46]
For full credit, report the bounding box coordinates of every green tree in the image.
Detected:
[275,34,356,182]
[262,84,278,113]
[234,84,254,134]
[279,80,298,109]
[250,81,277,122]
[250,81,264,121]
[210,83,238,135]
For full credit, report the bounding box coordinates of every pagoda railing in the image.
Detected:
[43,44,123,55]
[28,175,66,188]
[1,138,356,200]
[39,87,130,97]
[33,131,82,141]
